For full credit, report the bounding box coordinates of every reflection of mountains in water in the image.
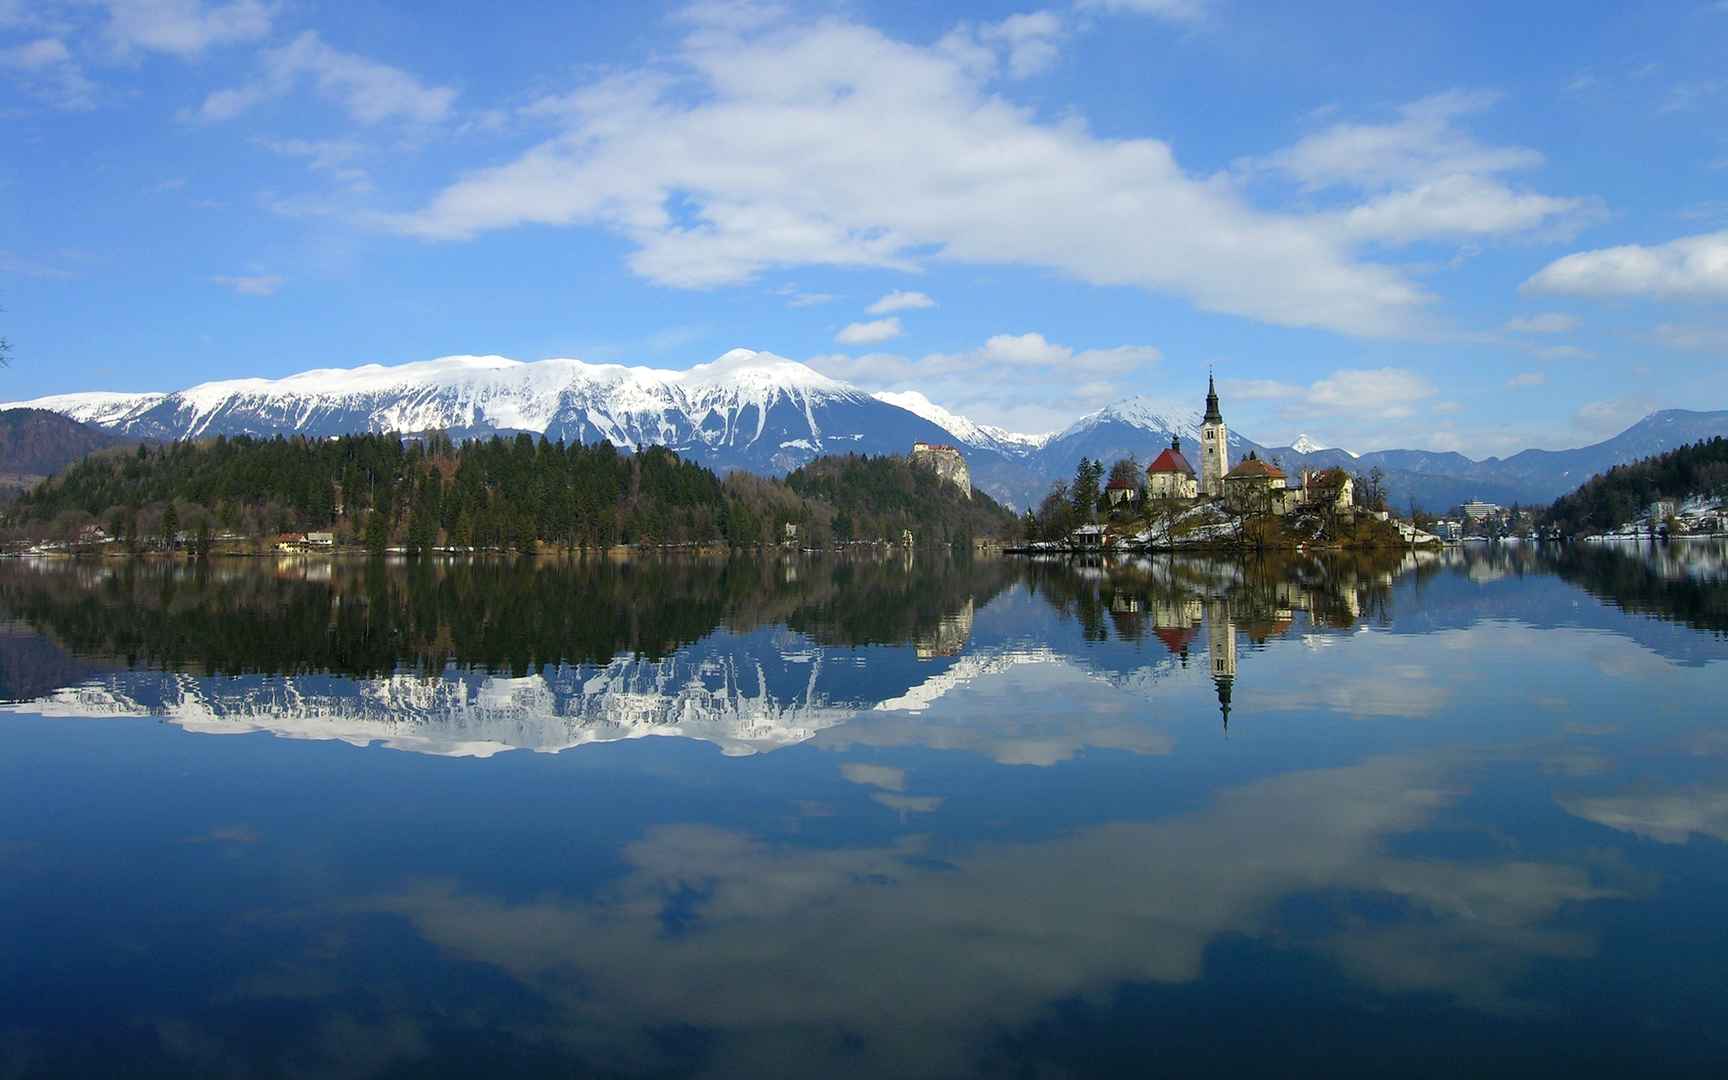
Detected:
[10,636,1195,758]
[4,541,1725,756]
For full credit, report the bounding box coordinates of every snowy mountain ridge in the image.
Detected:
[871,390,1049,454]
[10,353,1726,511]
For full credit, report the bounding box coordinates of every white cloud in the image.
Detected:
[1267,91,1592,246]
[772,284,833,307]
[808,330,1157,431]
[385,11,1433,337]
[1574,397,1655,436]
[965,332,1159,373]
[197,30,456,124]
[1507,371,1545,387]
[1220,377,1303,400]
[865,290,935,314]
[99,0,273,58]
[211,274,282,296]
[1534,344,1592,360]
[253,136,372,191]
[1505,312,1578,334]
[835,317,902,345]
[1303,368,1436,419]
[1653,323,1728,350]
[976,10,1064,78]
[1275,91,1536,188]
[1077,0,1210,22]
[1524,229,1728,299]
[0,36,96,109]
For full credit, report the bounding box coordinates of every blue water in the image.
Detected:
[1,543,1725,1077]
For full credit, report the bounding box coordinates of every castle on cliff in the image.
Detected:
[910,442,972,498]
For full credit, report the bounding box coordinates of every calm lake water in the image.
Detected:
[2,542,1727,1078]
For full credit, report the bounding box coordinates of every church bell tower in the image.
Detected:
[1200,372,1228,498]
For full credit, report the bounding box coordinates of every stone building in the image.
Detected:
[1222,452,1287,510]
[1146,435,1199,500]
[910,442,971,498]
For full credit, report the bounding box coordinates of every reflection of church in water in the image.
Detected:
[1108,565,1375,732]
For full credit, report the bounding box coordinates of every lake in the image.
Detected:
[2,542,1726,1078]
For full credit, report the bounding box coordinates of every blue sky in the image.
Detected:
[2,0,1727,453]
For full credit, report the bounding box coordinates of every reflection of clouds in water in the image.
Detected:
[821,661,1176,767]
[370,758,1613,1078]
[840,763,907,791]
[1561,788,1728,844]
[1588,645,1676,681]
[1247,664,1450,720]
[156,1014,428,1080]
[871,793,943,817]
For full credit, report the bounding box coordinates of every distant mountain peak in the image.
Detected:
[871,390,1048,452]
[1058,395,1201,441]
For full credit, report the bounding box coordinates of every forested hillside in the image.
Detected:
[4,433,1015,551]
[0,408,127,490]
[785,454,1020,544]
[1543,437,1728,534]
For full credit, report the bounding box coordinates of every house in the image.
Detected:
[1223,453,1286,511]
[1296,469,1353,512]
[1072,524,1108,549]
[1146,436,1199,501]
[306,531,335,548]
[1105,474,1141,507]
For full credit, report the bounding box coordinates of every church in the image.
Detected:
[1144,375,1353,516]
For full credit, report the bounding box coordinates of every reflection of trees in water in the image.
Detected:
[0,554,1018,680]
[1548,541,1728,637]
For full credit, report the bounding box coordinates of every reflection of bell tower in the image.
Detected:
[1205,596,1237,731]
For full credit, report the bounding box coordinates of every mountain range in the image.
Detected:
[7,350,1726,511]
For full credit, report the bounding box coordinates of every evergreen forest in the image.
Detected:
[1542,437,1728,534]
[5,433,1019,551]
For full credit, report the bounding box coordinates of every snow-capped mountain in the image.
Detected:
[1290,433,1355,457]
[10,353,1728,511]
[871,390,1048,456]
[4,351,966,477]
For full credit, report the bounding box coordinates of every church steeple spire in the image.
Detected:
[1203,371,1222,425]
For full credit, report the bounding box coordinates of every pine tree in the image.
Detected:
[365,509,390,555]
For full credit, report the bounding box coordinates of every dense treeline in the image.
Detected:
[783,453,1021,545]
[1544,437,1728,534]
[1550,543,1728,638]
[0,553,1019,682]
[5,433,1016,551]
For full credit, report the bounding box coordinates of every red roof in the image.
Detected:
[1226,456,1285,480]
[1154,626,1197,654]
[1106,475,1140,490]
[1147,447,1196,476]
